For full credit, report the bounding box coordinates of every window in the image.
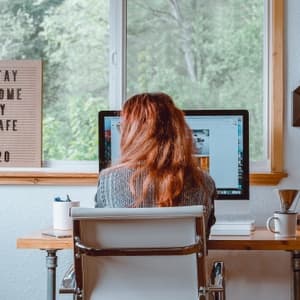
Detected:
[0,0,285,185]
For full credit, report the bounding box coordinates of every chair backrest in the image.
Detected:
[71,206,208,300]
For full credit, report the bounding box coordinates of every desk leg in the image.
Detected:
[46,250,58,300]
[292,251,300,300]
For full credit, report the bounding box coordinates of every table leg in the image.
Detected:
[292,250,300,300]
[46,249,58,300]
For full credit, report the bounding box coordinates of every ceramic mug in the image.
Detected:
[53,201,80,230]
[266,211,297,237]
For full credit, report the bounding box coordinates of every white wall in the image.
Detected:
[0,1,299,299]
[0,186,96,300]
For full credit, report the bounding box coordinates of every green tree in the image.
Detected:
[40,0,109,160]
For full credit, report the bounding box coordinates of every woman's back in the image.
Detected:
[95,165,216,234]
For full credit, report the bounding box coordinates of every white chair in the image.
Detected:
[61,206,225,300]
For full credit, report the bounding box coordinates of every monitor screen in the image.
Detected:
[98,110,249,200]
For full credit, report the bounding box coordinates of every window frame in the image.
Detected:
[251,0,286,185]
[0,0,286,185]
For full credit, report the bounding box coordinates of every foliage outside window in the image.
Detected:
[0,0,109,161]
[127,0,264,161]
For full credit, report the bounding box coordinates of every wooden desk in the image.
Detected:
[17,231,72,300]
[209,228,300,300]
[17,228,300,300]
[17,231,72,250]
[209,228,300,250]
[17,228,300,251]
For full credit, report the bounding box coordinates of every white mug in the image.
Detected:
[266,211,297,237]
[53,201,80,230]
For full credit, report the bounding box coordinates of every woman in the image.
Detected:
[95,92,216,234]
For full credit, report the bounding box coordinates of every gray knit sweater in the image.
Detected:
[95,166,216,233]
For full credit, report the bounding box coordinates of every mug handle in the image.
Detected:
[266,216,279,234]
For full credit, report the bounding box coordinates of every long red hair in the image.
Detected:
[120,92,204,207]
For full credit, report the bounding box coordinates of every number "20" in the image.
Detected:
[0,151,10,162]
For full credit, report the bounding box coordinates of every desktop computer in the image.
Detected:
[98,109,249,201]
[98,109,252,235]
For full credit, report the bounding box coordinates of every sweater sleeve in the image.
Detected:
[94,171,106,208]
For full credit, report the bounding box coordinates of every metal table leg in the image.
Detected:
[292,250,300,300]
[45,249,58,300]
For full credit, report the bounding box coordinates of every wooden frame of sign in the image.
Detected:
[0,60,42,167]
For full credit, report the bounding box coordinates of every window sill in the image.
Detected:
[250,172,287,186]
[0,171,287,186]
[0,171,98,185]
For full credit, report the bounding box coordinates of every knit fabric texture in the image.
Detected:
[95,166,216,234]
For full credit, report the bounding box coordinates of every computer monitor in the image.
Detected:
[98,110,249,200]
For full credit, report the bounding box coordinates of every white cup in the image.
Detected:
[53,201,80,230]
[266,211,297,237]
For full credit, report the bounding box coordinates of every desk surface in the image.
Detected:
[16,228,300,251]
[208,228,300,250]
[17,231,73,250]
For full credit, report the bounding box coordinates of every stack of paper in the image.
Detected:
[210,214,255,236]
